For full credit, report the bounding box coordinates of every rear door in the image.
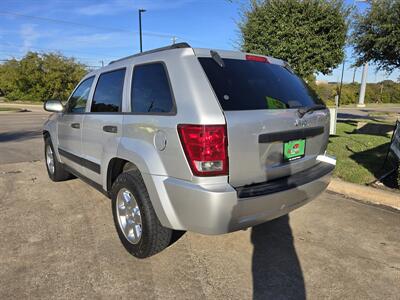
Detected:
[198,54,330,187]
[81,68,126,184]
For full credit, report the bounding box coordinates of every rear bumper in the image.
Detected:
[163,160,335,235]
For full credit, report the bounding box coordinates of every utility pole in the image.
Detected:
[354,0,368,106]
[352,67,357,83]
[138,9,146,52]
[357,62,368,107]
[100,60,104,67]
[172,36,177,44]
[338,59,345,107]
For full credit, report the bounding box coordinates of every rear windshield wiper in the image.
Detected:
[210,50,225,68]
[297,104,326,118]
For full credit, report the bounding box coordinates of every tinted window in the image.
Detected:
[67,76,94,113]
[131,63,173,113]
[91,69,126,113]
[199,58,324,111]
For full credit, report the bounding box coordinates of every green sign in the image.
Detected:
[266,96,287,109]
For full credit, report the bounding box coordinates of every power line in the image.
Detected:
[0,10,132,33]
[0,41,119,61]
[0,51,108,67]
[0,57,101,69]
[0,10,186,40]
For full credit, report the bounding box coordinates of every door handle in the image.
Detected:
[70,123,80,129]
[103,125,118,133]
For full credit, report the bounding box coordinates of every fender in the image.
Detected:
[104,136,182,229]
[43,114,62,161]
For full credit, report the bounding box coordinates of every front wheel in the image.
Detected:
[111,170,172,258]
[44,137,72,181]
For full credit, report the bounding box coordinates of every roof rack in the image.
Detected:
[109,42,191,65]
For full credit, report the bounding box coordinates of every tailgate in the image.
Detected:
[224,109,329,187]
[196,51,330,187]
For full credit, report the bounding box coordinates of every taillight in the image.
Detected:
[177,124,228,176]
[245,54,269,63]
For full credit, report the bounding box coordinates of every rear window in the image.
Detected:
[198,58,324,111]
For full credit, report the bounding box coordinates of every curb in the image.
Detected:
[327,178,399,210]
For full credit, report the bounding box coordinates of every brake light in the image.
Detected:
[246,54,269,63]
[177,124,228,176]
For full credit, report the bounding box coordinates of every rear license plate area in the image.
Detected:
[283,139,305,161]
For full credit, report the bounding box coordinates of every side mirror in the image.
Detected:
[44,100,64,112]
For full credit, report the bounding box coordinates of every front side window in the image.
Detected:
[131,63,174,113]
[91,69,126,113]
[67,76,94,113]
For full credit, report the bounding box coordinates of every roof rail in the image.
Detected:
[109,42,191,65]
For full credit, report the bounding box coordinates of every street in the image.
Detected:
[338,106,400,122]
[0,109,399,299]
[0,104,49,164]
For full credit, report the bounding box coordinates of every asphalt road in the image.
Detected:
[0,108,399,299]
[338,106,400,122]
[0,107,49,164]
[0,161,399,299]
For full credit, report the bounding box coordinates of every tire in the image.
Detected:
[44,136,72,182]
[111,170,172,258]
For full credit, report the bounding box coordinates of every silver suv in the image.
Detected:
[43,43,335,258]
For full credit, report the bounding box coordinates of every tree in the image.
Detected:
[352,0,400,73]
[0,52,87,102]
[239,0,349,78]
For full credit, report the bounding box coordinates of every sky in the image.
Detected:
[0,0,398,83]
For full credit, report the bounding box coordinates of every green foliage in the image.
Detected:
[352,0,400,73]
[0,52,87,102]
[240,0,349,77]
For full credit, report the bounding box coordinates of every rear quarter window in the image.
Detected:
[131,63,174,113]
[198,58,324,111]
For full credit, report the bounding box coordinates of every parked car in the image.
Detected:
[43,43,336,258]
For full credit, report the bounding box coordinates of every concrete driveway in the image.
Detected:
[0,109,399,299]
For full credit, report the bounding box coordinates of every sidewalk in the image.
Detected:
[328,178,399,210]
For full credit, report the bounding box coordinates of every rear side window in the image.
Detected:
[67,76,94,113]
[198,58,324,111]
[91,69,126,113]
[131,63,173,113]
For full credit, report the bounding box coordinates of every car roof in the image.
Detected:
[84,42,286,79]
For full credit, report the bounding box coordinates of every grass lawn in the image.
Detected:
[327,121,396,185]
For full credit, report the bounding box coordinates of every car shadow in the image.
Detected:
[345,123,395,137]
[347,142,399,188]
[251,215,305,300]
[0,130,42,142]
[337,112,380,121]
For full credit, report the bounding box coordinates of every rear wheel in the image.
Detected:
[111,170,172,258]
[44,137,72,181]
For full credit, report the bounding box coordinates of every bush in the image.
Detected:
[0,52,87,102]
[312,80,400,105]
